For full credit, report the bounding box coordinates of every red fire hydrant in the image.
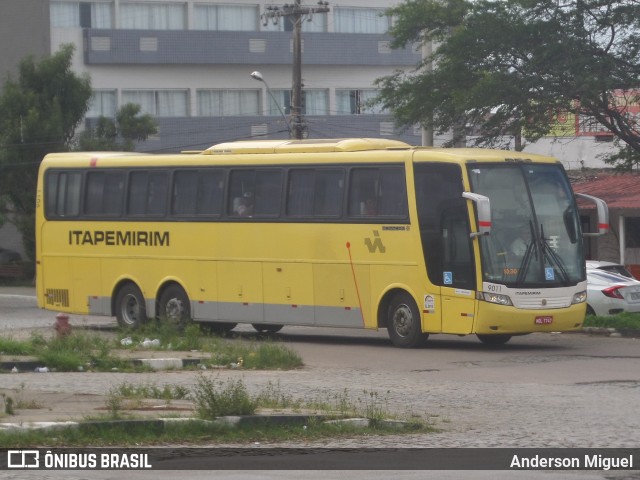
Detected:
[54,313,72,337]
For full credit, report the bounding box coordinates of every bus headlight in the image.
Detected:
[481,292,513,306]
[572,291,587,304]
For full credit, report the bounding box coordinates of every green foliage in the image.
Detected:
[0,44,91,262]
[600,139,640,171]
[376,0,640,158]
[192,375,256,419]
[0,337,34,355]
[76,103,157,151]
[583,312,640,330]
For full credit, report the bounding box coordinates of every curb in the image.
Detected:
[0,357,203,374]
[0,415,414,432]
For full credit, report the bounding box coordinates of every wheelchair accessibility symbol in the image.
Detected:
[443,271,453,285]
[545,267,555,281]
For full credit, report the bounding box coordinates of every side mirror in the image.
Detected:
[463,192,491,237]
[575,193,609,237]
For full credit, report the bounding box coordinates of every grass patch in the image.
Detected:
[0,337,34,356]
[117,322,304,370]
[1,323,303,372]
[193,376,256,418]
[583,312,640,330]
[0,378,432,447]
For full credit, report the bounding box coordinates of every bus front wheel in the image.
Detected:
[387,293,428,348]
[115,284,147,329]
[158,284,191,328]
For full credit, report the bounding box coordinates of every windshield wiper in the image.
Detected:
[539,224,570,284]
[515,220,538,285]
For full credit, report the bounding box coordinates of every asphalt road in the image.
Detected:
[1,289,639,479]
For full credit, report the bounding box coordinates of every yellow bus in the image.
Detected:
[35,138,608,347]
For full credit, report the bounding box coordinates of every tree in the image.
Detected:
[0,44,92,263]
[375,0,640,160]
[77,103,157,151]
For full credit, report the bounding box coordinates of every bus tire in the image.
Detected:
[115,283,147,330]
[158,284,191,328]
[252,323,284,334]
[477,334,512,346]
[203,322,237,335]
[387,293,428,348]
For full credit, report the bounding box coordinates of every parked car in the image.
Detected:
[585,260,637,279]
[586,268,640,316]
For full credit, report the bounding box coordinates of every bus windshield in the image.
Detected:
[468,163,584,288]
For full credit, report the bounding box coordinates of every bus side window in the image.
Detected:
[86,171,124,216]
[348,167,407,219]
[287,169,344,218]
[254,170,282,217]
[172,170,198,215]
[46,171,82,218]
[228,170,255,217]
[128,170,168,216]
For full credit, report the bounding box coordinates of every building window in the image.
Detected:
[193,4,258,31]
[333,7,390,34]
[262,12,326,32]
[197,90,260,116]
[122,90,188,117]
[269,90,328,116]
[336,89,386,115]
[626,217,640,248]
[87,90,117,118]
[50,1,113,28]
[119,2,185,30]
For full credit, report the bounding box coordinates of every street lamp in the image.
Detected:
[250,71,292,138]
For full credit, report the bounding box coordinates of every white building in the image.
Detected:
[0,0,423,153]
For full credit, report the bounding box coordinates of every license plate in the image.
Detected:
[535,316,553,325]
[630,292,640,300]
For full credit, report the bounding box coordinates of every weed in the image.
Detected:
[111,381,190,401]
[253,380,301,410]
[192,375,256,419]
[0,337,34,356]
[105,388,124,419]
[2,395,14,415]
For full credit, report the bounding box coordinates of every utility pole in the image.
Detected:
[261,1,330,139]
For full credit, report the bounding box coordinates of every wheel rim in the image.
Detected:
[163,297,184,323]
[120,294,140,326]
[392,303,414,338]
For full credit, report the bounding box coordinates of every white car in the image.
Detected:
[586,268,640,316]
[585,260,636,279]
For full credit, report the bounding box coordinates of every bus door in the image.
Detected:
[415,163,476,334]
[440,203,476,334]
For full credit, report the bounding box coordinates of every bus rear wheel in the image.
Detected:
[477,334,512,346]
[158,284,191,328]
[115,283,147,329]
[203,322,237,335]
[387,293,428,348]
